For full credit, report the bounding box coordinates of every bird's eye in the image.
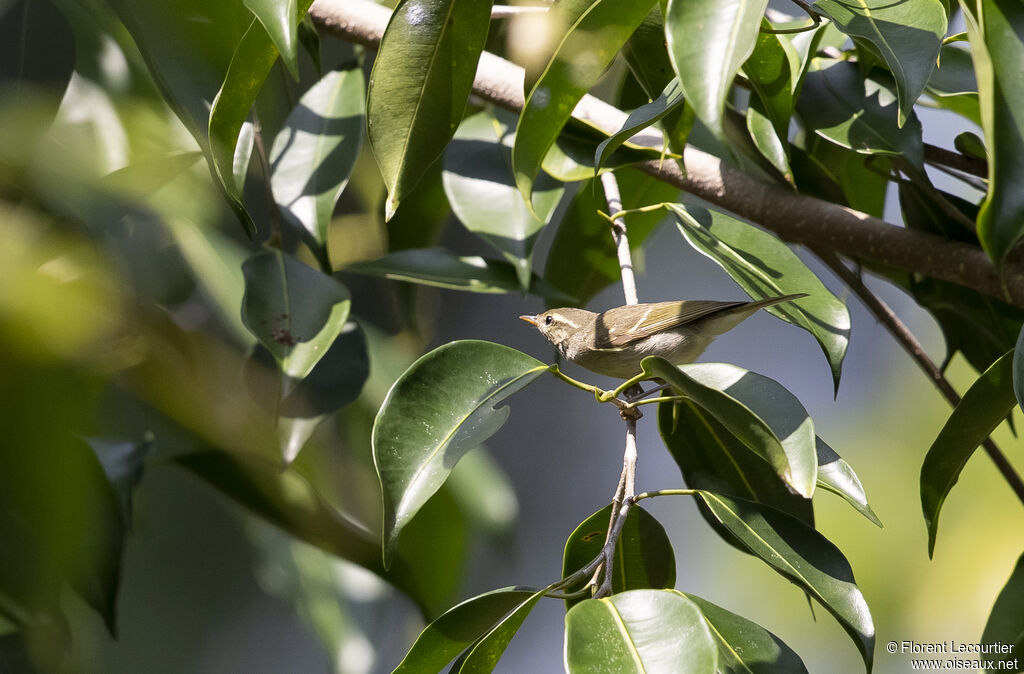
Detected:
[545,315,554,326]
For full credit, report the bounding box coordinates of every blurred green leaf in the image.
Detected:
[798,59,925,171]
[665,0,767,138]
[922,350,1015,557]
[393,587,540,673]
[669,202,850,393]
[564,590,718,673]
[346,247,572,300]
[561,504,676,609]
[373,340,547,565]
[513,0,654,202]
[981,552,1024,672]
[643,358,818,498]
[2,0,75,109]
[270,67,365,268]
[683,593,809,673]
[812,0,945,126]
[366,0,491,219]
[816,438,882,527]
[544,170,678,307]
[658,400,814,539]
[443,109,565,291]
[243,0,302,79]
[961,0,1024,263]
[241,248,351,381]
[84,436,155,528]
[445,448,519,541]
[693,491,874,671]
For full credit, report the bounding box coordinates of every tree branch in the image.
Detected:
[309,0,1024,309]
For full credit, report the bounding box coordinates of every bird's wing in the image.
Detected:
[595,300,747,348]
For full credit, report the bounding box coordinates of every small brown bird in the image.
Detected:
[520,294,806,378]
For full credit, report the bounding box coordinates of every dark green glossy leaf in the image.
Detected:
[743,21,796,180]
[544,170,678,306]
[669,202,850,392]
[209,2,313,232]
[373,340,547,565]
[562,504,676,609]
[927,44,977,98]
[798,59,924,170]
[393,587,539,673]
[594,78,686,172]
[541,119,666,182]
[816,438,882,527]
[981,552,1024,672]
[665,0,767,138]
[513,0,654,202]
[346,247,571,300]
[961,0,1024,263]
[643,358,818,498]
[454,588,547,671]
[622,5,676,99]
[367,0,491,219]
[241,249,351,381]
[564,590,718,673]
[812,0,945,126]
[658,400,813,532]
[244,0,301,78]
[270,67,365,267]
[922,350,1016,557]
[683,593,809,673]
[443,109,565,291]
[747,103,792,183]
[84,436,155,528]
[694,491,874,671]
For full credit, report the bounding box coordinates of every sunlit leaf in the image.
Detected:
[562,504,675,609]
[816,438,882,527]
[922,350,1016,557]
[665,0,768,138]
[812,0,945,126]
[513,0,654,202]
[743,21,796,181]
[270,67,365,267]
[244,0,302,78]
[443,109,565,290]
[669,202,850,393]
[564,590,718,673]
[594,78,685,171]
[373,340,547,565]
[367,0,491,219]
[643,358,818,498]
[694,491,874,671]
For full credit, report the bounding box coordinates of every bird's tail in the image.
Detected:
[746,292,808,311]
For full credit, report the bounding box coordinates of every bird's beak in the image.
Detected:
[519,314,538,326]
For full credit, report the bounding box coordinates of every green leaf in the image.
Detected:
[961,0,1024,263]
[694,491,874,671]
[84,436,155,528]
[643,358,818,498]
[373,340,547,565]
[541,120,667,182]
[622,5,677,99]
[209,3,313,233]
[512,0,655,202]
[366,0,491,219]
[816,438,882,527]
[172,450,433,615]
[445,448,519,540]
[747,102,792,183]
[454,588,548,672]
[683,593,809,673]
[812,0,945,126]
[243,0,302,79]
[562,504,676,609]
[241,249,351,381]
[798,59,925,170]
[922,350,1016,557]
[345,247,571,299]
[658,400,813,533]
[393,587,540,673]
[743,21,797,180]
[981,552,1024,672]
[669,202,850,393]
[443,109,565,291]
[270,67,365,267]
[544,169,678,306]
[665,0,768,138]
[594,78,686,172]
[564,590,719,673]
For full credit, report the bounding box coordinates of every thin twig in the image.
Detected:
[251,114,283,246]
[601,172,638,306]
[811,246,1024,506]
[924,143,988,179]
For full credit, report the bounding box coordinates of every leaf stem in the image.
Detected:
[634,489,697,501]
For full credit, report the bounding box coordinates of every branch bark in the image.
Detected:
[310,0,1024,308]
